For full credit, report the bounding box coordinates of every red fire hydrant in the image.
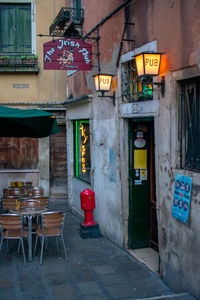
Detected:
[80,189,96,226]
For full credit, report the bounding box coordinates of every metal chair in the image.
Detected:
[32,196,49,209]
[34,211,68,265]
[31,187,44,197]
[2,197,20,212]
[20,199,40,209]
[0,213,28,267]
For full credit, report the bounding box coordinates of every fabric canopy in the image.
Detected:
[0,105,59,138]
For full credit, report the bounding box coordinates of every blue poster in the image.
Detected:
[172,174,192,224]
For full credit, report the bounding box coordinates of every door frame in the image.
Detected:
[128,117,158,250]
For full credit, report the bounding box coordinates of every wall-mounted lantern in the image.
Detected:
[94,73,115,105]
[134,52,165,97]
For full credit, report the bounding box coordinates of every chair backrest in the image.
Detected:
[32,187,44,196]
[41,211,65,231]
[0,213,21,232]
[2,197,20,211]
[20,199,40,209]
[32,196,49,209]
[4,188,26,197]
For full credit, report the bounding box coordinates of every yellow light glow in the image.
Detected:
[135,54,144,76]
[94,74,112,92]
[144,53,161,75]
[135,52,162,76]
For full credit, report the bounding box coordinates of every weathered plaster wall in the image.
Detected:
[38,137,50,195]
[92,95,123,245]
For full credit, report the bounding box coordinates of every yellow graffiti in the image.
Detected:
[80,124,88,144]
[80,124,88,174]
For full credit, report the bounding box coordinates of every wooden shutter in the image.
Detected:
[0,4,31,54]
[16,5,31,53]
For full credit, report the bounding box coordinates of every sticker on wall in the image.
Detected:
[140,169,147,180]
[134,138,146,148]
[134,149,147,169]
[136,131,143,138]
[172,174,192,224]
[134,180,142,185]
[135,169,140,177]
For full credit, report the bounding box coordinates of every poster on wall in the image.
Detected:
[172,174,192,224]
[43,38,92,71]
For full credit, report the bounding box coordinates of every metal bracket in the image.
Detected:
[153,76,165,97]
[98,92,115,106]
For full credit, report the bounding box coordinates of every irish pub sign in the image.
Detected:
[43,38,92,71]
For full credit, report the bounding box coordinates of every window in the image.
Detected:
[74,120,91,183]
[121,59,153,103]
[0,3,31,54]
[179,78,200,171]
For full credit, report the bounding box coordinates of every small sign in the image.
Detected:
[140,169,147,180]
[172,174,192,224]
[43,38,92,71]
[134,138,146,148]
[134,180,142,185]
[134,149,147,169]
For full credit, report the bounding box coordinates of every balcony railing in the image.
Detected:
[49,7,84,37]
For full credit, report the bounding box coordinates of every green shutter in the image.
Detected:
[76,0,81,9]
[0,5,15,53]
[0,4,31,54]
[16,5,31,53]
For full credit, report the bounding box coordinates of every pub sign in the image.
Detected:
[43,38,92,71]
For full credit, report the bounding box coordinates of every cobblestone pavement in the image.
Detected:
[0,201,197,300]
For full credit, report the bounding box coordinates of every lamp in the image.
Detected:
[134,52,165,97]
[94,73,115,105]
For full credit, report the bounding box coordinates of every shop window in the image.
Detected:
[179,78,200,171]
[121,60,153,103]
[74,120,91,183]
[0,3,31,54]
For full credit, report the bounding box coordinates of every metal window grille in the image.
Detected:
[121,60,153,103]
[179,78,200,171]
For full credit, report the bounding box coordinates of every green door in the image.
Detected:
[128,119,155,249]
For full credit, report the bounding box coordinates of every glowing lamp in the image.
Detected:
[134,52,165,97]
[134,52,162,77]
[94,74,113,92]
[94,73,115,105]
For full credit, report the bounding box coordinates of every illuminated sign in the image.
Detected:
[80,123,88,174]
[75,120,90,182]
[43,38,92,71]
[94,74,113,92]
[134,52,162,76]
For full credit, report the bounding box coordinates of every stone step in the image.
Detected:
[138,292,197,300]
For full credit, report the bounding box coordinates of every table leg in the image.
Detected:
[27,215,32,261]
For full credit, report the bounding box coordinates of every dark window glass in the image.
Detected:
[0,4,31,54]
[179,78,200,171]
[74,120,91,183]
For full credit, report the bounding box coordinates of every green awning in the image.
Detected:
[0,105,60,138]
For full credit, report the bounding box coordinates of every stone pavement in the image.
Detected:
[0,201,197,300]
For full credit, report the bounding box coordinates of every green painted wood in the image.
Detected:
[0,4,31,54]
[128,119,153,249]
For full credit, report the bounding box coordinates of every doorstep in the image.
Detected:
[128,247,159,273]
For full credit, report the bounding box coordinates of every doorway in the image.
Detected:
[128,118,158,252]
[49,125,68,198]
